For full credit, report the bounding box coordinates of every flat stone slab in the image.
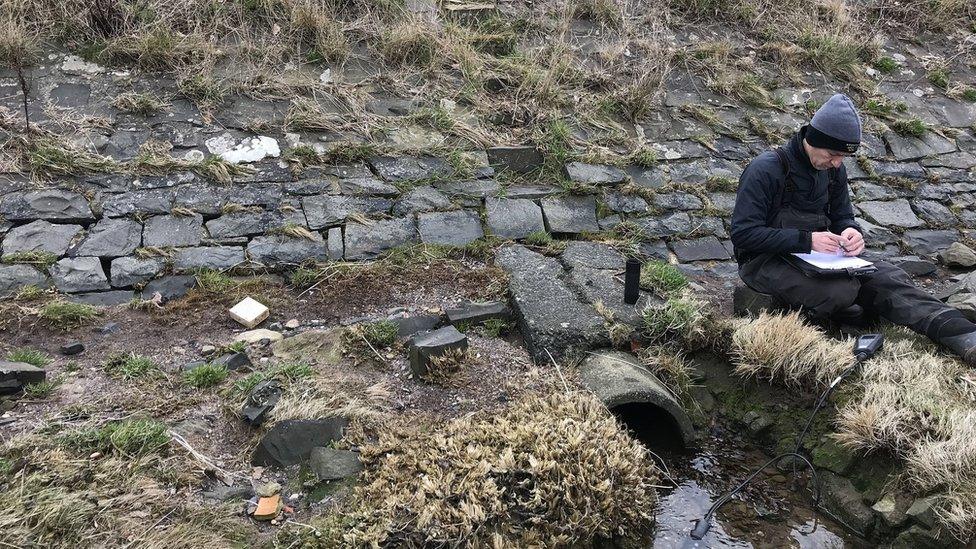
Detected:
[392,314,442,337]
[485,198,545,240]
[141,275,196,301]
[303,195,392,229]
[2,220,82,257]
[671,236,731,262]
[495,244,606,361]
[309,447,364,482]
[445,301,510,326]
[392,186,451,216]
[368,155,450,181]
[541,195,599,234]
[272,329,344,365]
[173,246,245,271]
[101,188,176,218]
[0,264,47,297]
[579,351,694,445]
[68,290,135,307]
[0,189,94,223]
[858,199,922,228]
[902,229,959,256]
[487,146,544,174]
[70,218,142,258]
[247,234,327,264]
[206,210,283,239]
[0,361,45,394]
[564,162,627,185]
[344,217,418,260]
[50,257,110,293]
[637,212,692,238]
[143,214,204,247]
[885,131,957,162]
[408,325,468,378]
[111,256,165,288]
[889,256,938,277]
[417,209,484,246]
[251,418,349,467]
[561,241,626,270]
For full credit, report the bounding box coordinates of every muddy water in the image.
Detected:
[648,427,866,549]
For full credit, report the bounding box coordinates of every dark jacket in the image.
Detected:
[730,126,861,262]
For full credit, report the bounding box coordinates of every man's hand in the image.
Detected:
[841,227,865,256]
[811,231,846,254]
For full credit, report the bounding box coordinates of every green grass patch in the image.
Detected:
[324,142,376,164]
[363,320,399,348]
[23,378,59,398]
[8,347,50,367]
[639,261,688,296]
[289,266,322,289]
[891,118,927,138]
[103,352,157,379]
[230,362,314,397]
[873,56,898,74]
[524,230,555,247]
[26,137,117,177]
[195,269,236,294]
[13,284,45,301]
[39,301,98,331]
[59,418,170,457]
[481,318,511,338]
[184,364,228,389]
[928,68,950,90]
[1,251,58,268]
[112,91,169,115]
[629,147,658,168]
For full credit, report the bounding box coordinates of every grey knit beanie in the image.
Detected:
[808,93,861,153]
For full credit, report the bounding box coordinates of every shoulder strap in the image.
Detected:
[773,147,794,210]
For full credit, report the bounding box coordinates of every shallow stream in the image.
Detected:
[646,425,867,548]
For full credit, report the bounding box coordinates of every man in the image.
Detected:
[730,93,976,365]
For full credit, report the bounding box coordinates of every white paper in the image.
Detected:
[791,252,874,270]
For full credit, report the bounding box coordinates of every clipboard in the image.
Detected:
[786,252,877,278]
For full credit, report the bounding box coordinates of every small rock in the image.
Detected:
[939,242,976,268]
[90,452,102,459]
[99,322,120,334]
[253,495,282,521]
[200,345,217,356]
[242,380,282,427]
[213,352,251,371]
[308,447,364,482]
[408,326,468,378]
[284,319,300,330]
[445,301,510,327]
[60,342,85,356]
[183,360,208,372]
[229,297,270,329]
[0,361,45,394]
[257,481,282,498]
[235,329,284,345]
[251,418,349,467]
[906,496,938,528]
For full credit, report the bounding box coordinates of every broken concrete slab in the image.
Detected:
[391,314,442,338]
[251,417,349,467]
[495,244,606,361]
[408,325,468,378]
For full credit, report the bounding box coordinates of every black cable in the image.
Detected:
[690,452,821,539]
[692,354,870,541]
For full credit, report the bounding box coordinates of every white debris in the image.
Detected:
[892,53,907,63]
[319,68,332,84]
[912,88,925,98]
[61,55,106,75]
[183,149,205,163]
[229,297,270,329]
[205,133,281,164]
[284,132,301,148]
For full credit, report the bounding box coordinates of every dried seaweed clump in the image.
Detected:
[346,391,659,547]
[730,311,853,387]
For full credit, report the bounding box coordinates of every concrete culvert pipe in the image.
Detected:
[580,351,695,449]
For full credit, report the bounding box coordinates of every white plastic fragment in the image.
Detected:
[229,297,270,328]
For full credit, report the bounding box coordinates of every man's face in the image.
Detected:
[804,139,853,170]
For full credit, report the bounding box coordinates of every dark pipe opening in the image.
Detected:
[611,402,686,454]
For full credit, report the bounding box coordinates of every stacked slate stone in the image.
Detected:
[4,52,976,317]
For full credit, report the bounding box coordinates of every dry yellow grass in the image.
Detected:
[344,390,659,546]
[732,312,976,539]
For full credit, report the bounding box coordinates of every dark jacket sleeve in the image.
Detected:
[828,165,861,235]
[730,154,813,255]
